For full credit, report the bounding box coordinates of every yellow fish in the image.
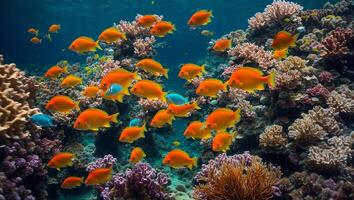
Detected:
[61,74,82,88]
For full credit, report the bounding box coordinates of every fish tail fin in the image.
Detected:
[228,40,232,49]
[122,87,130,95]
[122,33,127,40]
[35,30,39,36]
[63,66,68,73]
[209,10,214,18]
[164,69,169,78]
[134,71,142,80]
[189,157,198,169]
[223,81,228,92]
[80,177,85,183]
[75,101,80,111]
[291,33,299,47]
[234,108,241,124]
[192,101,201,110]
[267,70,276,89]
[110,113,119,123]
[161,92,167,102]
[96,41,103,50]
[201,64,206,74]
[116,94,124,103]
[142,122,147,132]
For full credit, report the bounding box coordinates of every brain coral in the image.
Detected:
[0,60,39,139]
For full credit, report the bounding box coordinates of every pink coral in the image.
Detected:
[227,43,276,70]
[248,0,303,30]
[318,71,334,83]
[318,28,354,58]
[133,36,156,58]
[138,98,167,111]
[222,64,240,78]
[306,84,330,99]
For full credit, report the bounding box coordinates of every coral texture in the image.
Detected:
[259,125,288,151]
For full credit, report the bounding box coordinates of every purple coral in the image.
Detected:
[100,162,171,200]
[86,154,117,172]
[318,28,354,58]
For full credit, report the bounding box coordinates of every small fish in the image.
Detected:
[105,83,126,96]
[30,113,55,127]
[100,68,141,91]
[44,66,68,78]
[178,63,206,82]
[61,74,82,88]
[98,27,126,43]
[85,167,112,186]
[172,141,180,146]
[166,93,189,105]
[47,152,75,171]
[61,176,84,189]
[227,67,276,92]
[27,28,39,36]
[150,21,176,37]
[129,147,146,164]
[166,102,200,117]
[273,49,288,60]
[213,39,232,52]
[83,86,100,97]
[212,132,236,152]
[69,36,102,54]
[136,59,169,78]
[163,149,197,170]
[129,118,142,126]
[137,15,158,28]
[205,108,241,131]
[45,95,80,113]
[201,30,214,37]
[73,108,119,131]
[150,109,175,128]
[30,37,41,44]
[119,124,146,143]
[196,79,227,97]
[48,24,61,33]
[101,92,126,103]
[188,10,213,27]
[271,31,298,50]
[210,100,218,105]
[183,121,211,140]
[130,80,167,102]
[45,33,52,42]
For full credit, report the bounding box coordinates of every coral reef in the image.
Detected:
[259,124,288,151]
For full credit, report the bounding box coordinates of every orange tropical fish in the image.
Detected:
[44,65,68,78]
[30,37,41,44]
[119,124,147,143]
[273,49,288,60]
[45,95,80,113]
[213,39,232,52]
[98,27,126,43]
[205,108,241,131]
[101,92,126,103]
[227,67,276,92]
[61,74,82,88]
[183,121,211,140]
[130,80,167,102]
[136,59,169,78]
[166,102,200,117]
[27,28,39,36]
[137,15,158,28]
[47,152,75,170]
[150,109,175,128]
[271,31,298,50]
[196,79,227,97]
[163,149,197,170]
[129,147,146,164]
[69,36,102,54]
[48,24,61,33]
[83,86,100,97]
[150,21,175,37]
[188,10,213,27]
[61,176,84,189]
[212,132,236,152]
[73,108,119,131]
[85,167,112,186]
[178,63,206,81]
[100,68,141,91]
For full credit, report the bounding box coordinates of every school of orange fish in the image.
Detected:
[29,10,298,188]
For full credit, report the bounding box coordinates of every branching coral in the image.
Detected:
[327,88,354,113]
[318,28,354,58]
[259,125,288,151]
[100,162,171,200]
[0,62,39,139]
[248,0,303,30]
[86,154,117,172]
[193,153,281,200]
[227,43,276,70]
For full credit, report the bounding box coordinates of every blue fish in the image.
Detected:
[129,118,141,126]
[30,113,55,127]
[105,84,123,96]
[166,93,188,105]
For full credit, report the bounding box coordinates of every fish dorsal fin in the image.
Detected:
[171,149,188,156]
[156,109,167,115]
[205,78,223,84]
[109,68,132,75]
[78,36,94,42]
[241,67,264,75]
[214,108,233,113]
[86,108,108,115]
[278,31,291,37]
[56,95,73,102]
[141,80,163,89]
